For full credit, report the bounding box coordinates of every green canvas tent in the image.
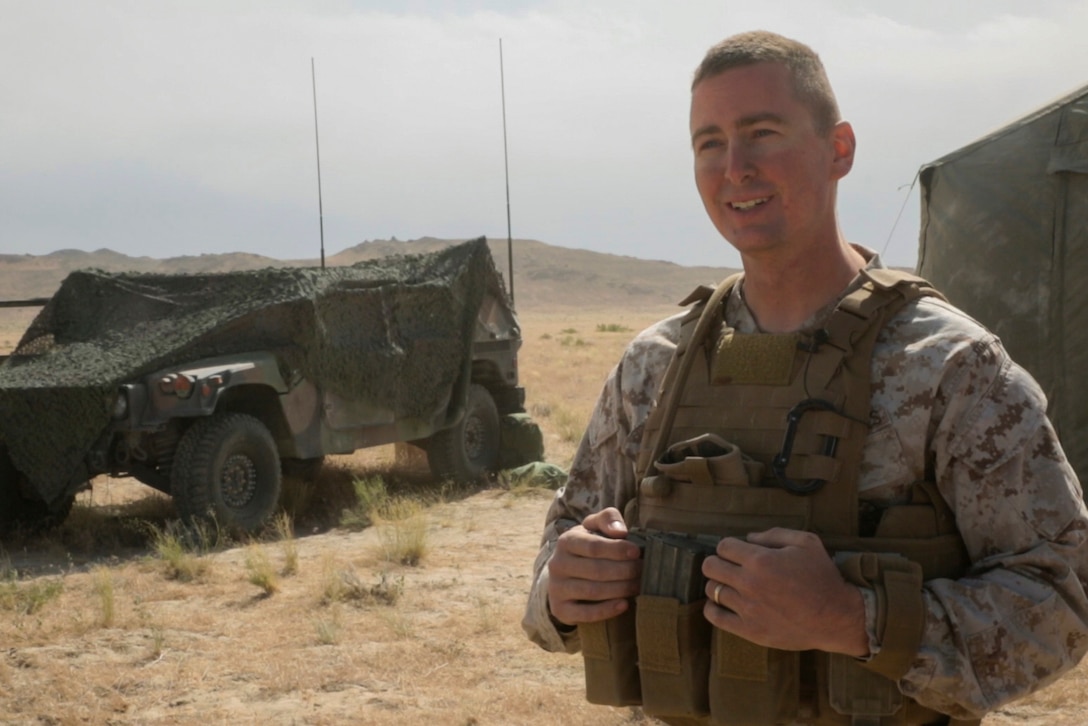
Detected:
[917,83,1088,489]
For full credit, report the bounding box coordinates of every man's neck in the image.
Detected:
[739,241,868,333]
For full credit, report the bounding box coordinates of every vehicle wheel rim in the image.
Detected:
[221,453,258,508]
[464,415,485,462]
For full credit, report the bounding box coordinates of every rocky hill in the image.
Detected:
[0,237,737,312]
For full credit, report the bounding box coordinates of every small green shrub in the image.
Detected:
[341,476,390,530]
[0,576,64,615]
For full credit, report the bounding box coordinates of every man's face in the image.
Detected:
[690,62,854,258]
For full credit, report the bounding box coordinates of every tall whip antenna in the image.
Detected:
[499,38,514,304]
[311,57,326,269]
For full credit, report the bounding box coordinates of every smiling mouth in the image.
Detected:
[729,197,770,211]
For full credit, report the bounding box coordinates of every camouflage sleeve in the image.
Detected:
[522,314,682,653]
[894,317,1088,718]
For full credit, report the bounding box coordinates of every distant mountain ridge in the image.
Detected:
[0,237,739,310]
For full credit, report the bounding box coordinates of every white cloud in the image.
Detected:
[2,0,1086,269]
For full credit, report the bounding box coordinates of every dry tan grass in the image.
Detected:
[1,305,1086,724]
[0,307,37,354]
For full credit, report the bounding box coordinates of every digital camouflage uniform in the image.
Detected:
[523,251,1088,722]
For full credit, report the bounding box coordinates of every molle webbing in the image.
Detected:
[636,268,945,539]
[615,269,973,725]
[635,275,741,481]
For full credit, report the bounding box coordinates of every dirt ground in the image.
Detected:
[2,473,1086,726]
[1,473,629,726]
[2,306,1087,725]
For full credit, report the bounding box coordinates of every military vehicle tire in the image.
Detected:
[427,383,500,482]
[0,447,74,534]
[171,413,282,534]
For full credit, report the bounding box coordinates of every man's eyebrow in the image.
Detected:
[691,112,787,145]
[736,112,785,128]
[691,123,721,145]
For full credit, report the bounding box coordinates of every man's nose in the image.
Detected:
[723,143,755,185]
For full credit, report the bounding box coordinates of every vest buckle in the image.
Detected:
[771,398,839,494]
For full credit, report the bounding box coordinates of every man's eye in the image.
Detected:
[752,128,776,138]
[697,138,724,152]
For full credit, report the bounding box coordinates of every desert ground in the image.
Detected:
[2,254,1087,724]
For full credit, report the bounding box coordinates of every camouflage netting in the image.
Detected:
[0,238,510,504]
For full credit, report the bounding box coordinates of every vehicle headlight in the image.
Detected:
[112,389,129,419]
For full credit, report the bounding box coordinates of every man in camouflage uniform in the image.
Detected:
[522,30,1088,724]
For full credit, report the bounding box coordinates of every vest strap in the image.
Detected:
[838,552,926,681]
[637,274,742,480]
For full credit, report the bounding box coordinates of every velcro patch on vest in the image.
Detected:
[579,620,613,661]
[712,330,798,386]
[715,628,769,681]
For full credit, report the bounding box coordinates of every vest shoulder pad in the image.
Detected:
[678,274,743,327]
[677,284,716,307]
[861,268,948,303]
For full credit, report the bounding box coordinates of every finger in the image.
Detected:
[551,595,631,625]
[558,527,642,563]
[713,535,761,564]
[702,555,746,602]
[704,579,736,608]
[552,569,642,603]
[746,527,820,548]
[582,507,629,539]
[703,597,744,632]
[549,546,643,582]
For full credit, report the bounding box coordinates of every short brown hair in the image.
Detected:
[692,30,840,136]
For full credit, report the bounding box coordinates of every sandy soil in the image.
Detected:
[2,472,1086,725]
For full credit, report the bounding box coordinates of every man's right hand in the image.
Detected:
[546,507,643,626]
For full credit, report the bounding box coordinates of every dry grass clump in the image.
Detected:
[91,566,115,626]
[319,557,403,607]
[146,520,220,582]
[243,544,280,596]
[0,572,63,615]
[274,512,299,575]
[341,475,391,530]
[375,497,429,566]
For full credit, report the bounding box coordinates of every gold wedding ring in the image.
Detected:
[713,583,724,606]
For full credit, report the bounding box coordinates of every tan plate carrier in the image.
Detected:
[579,270,978,726]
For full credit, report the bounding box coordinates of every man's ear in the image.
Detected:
[829,120,856,181]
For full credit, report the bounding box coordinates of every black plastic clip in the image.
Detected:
[772,398,839,494]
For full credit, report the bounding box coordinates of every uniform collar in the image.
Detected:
[726,244,883,334]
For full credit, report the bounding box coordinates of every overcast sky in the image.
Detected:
[3,0,1086,269]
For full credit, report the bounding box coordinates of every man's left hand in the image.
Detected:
[702,527,869,656]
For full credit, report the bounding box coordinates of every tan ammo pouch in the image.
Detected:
[580,606,641,706]
[636,435,807,538]
[654,434,766,489]
[709,630,800,725]
[813,552,924,725]
[636,594,713,718]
